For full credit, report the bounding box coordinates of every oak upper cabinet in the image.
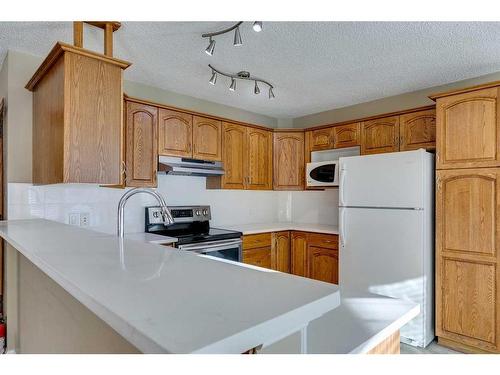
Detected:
[158,108,193,157]
[291,232,308,277]
[124,101,158,187]
[436,168,500,353]
[28,42,130,185]
[273,131,305,190]
[399,109,436,151]
[217,122,247,189]
[310,128,334,151]
[434,87,500,169]
[272,231,291,273]
[246,128,273,190]
[333,122,360,149]
[192,116,222,161]
[361,115,400,155]
[242,233,273,269]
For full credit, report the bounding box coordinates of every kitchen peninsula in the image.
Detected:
[0,219,416,354]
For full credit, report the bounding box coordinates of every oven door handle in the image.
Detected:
[178,239,242,253]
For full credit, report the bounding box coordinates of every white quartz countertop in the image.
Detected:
[262,289,419,354]
[224,222,339,235]
[0,219,340,354]
[124,232,177,244]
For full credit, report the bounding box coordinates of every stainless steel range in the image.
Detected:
[145,205,243,262]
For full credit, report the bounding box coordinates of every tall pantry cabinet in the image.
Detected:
[432,84,500,353]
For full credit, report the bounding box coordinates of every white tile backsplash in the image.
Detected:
[7,175,338,234]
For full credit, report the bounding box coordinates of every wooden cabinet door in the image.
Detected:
[333,123,360,149]
[307,246,339,284]
[291,231,308,277]
[247,128,273,190]
[436,87,500,169]
[361,116,400,155]
[193,116,222,161]
[125,101,158,187]
[436,168,500,352]
[158,109,192,157]
[399,109,436,151]
[220,122,247,189]
[272,231,290,273]
[310,128,334,151]
[273,132,305,190]
[242,247,272,269]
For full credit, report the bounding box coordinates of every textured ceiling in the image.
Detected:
[2,21,500,118]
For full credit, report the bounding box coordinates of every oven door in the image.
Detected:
[306,161,339,187]
[177,239,242,262]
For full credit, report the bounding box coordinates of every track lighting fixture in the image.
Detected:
[209,70,217,85]
[268,87,275,99]
[233,26,242,46]
[205,37,215,56]
[201,21,263,55]
[253,22,263,32]
[254,81,260,95]
[229,78,236,91]
[208,64,275,99]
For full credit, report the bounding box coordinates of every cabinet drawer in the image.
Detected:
[306,233,338,249]
[243,233,272,250]
[243,247,272,269]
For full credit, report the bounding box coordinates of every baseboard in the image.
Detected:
[438,337,497,354]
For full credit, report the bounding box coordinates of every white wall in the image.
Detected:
[8,176,339,235]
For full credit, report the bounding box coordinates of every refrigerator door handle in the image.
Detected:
[339,207,346,248]
[339,166,346,206]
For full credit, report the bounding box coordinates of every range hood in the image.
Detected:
[158,156,225,177]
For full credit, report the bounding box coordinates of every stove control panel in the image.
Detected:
[147,205,211,225]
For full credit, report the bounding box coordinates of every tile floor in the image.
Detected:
[401,340,461,354]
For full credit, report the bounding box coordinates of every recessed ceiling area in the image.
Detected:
[2,21,500,118]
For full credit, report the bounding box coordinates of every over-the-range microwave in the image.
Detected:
[306,160,339,187]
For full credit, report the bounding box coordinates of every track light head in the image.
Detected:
[268,87,275,99]
[254,81,260,95]
[205,38,216,56]
[253,22,263,32]
[229,78,236,91]
[209,71,217,85]
[233,27,243,46]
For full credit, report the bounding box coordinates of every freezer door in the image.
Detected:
[339,149,431,209]
[339,207,432,347]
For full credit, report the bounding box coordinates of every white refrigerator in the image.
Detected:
[338,149,435,347]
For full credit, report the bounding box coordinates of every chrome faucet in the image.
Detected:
[117,187,174,237]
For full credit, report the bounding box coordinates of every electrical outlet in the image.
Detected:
[68,213,80,226]
[80,213,90,227]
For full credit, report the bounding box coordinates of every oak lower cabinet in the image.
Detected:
[124,101,158,187]
[273,131,305,190]
[434,87,500,170]
[242,231,338,284]
[291,231,308,276]
[361,115,400,155]
[291,231,339,283]
[242,233,273,269]
[208,123,273,190]
[436,168,500,353]
[158,108,193,157]
[27,42,130,185]
[399,109,436,151]
[307,246,339,284]
[272,231,291,273]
